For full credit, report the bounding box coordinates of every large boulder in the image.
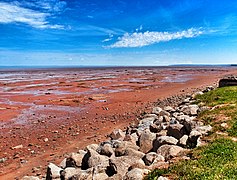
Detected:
[143,152,165,166]
[157,145,184,161]
[138,129,156,153]
[98,143,114,157]
[167,124,186,140]
[114,141,139,157]
[81,148,109,170]
[46,163,63,179]
[153,136,178,151]
[219,75,237,87]
[194,125,212,135]
[188,130,202,148]
[65,150,86,167]
[124,168,147,180]
[181,105,199,116]
[108,156,145,177]
[110,129,125,140]
[61,167,93,180]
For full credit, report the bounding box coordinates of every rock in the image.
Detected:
[93,172,109,180]
[124,148,145,159]
[114,141,139,157]
[0,157,7,163]
[66,151,86,167]
[192,91,204,99]
[81,148,109,170]
[11,144,23,150]
[164,106,175,112]
[22,176,40,180]
[153,136,178,151]
[178,115,193,134]
[59,158,67,168]
[221,123,228,129]
[143,152,165,166]
[149,124,162,133]
[194,125,212,135]
[124,168,145,180]
[106,174,123,180]
[152,107,163,115]
[46,163,63,179]
[181,105,199,116]
[86,144,99,151]
[61,167,93,180]
[109,129,125,140]
[138,117,155,131]
[157,145,184,161]
[167,124,186,140]
[98,143,114,157]
[163,115,170,122]
[159,110,170,117]
[219,75,237,87]
[138,129,156,153]
[188,130,202,148]
[143,114,159,119]
[124,133,138,145]
[158,176,169,180]
[108,156,145,177]
[178,135,189,147]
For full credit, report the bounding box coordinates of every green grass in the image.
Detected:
[146,139,237,180]
[146,86,237,180]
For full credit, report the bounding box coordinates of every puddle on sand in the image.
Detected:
[161,74,193,83]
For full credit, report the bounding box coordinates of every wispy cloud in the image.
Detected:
[0,1,65,29]
[108,28,204,48]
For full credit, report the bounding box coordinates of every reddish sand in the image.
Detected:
[0,66,236,179]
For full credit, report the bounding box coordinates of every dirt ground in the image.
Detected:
[0,66,236,179]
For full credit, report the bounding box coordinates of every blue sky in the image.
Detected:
[0,0,237,66]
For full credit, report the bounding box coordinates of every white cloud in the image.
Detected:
[108,28,203,48]
[0,2,64,29]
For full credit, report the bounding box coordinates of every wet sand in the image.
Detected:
[0,66,236,179]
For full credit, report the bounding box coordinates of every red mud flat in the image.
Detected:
[0,66,236,179]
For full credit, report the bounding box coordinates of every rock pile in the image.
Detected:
[23,87,214,180]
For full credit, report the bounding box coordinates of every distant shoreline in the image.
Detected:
[0,64,235,72]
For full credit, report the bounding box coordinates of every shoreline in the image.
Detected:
[0,67,237,178]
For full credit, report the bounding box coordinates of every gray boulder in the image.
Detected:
[157,145,184,160]
[194,125,212,135]
[98,143,114,157]
[153,136,178,151]
[178,135,189,147]
[143,152,165,166]
[108,156,145,177]
[46,163,63,179]
[110,129,125,140]
[138,129,156,153]
[181,105,199,116]
[82,148,109,170]
[167,124,186,140]
[124,168,145,180]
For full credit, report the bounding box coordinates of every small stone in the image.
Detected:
[11,144,23,150]
[44,138,49,142]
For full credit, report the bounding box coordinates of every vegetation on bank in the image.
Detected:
[146,86,237,180]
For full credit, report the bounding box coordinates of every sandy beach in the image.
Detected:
[0,66,237,179]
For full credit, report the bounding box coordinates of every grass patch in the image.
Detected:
[146,86,237,179]
[146,138,237,180]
